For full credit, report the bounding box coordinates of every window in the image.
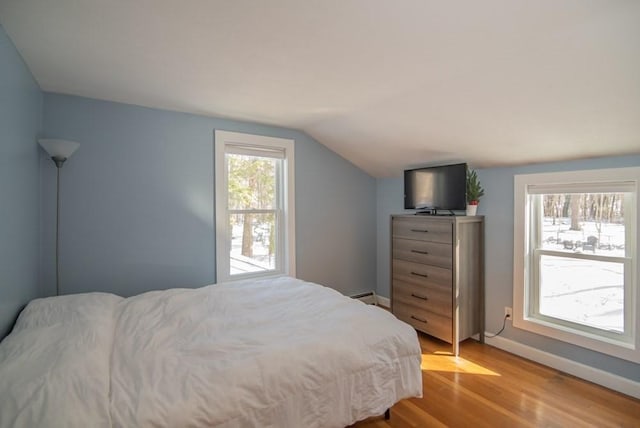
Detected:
[513,167,639,363]
[215,130,295,282]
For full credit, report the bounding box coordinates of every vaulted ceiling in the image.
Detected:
[1,0,639,177]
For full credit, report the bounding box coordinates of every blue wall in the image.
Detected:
[41,93,377,298]
[375,176,410,302]
[376,155,640,382]
[0,25,43,338]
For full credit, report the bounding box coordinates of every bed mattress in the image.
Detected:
[0,276,422,427]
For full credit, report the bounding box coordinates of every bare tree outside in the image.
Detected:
[543,193,625,237]
[569,195,581,231]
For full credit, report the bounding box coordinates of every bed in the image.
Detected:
[0,276,422,428]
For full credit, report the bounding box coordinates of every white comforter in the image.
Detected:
[0,277,422,428]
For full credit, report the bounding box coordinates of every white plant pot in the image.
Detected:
[466,204,478,216]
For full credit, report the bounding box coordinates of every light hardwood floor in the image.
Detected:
[352,333,640,428]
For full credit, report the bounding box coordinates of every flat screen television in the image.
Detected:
[404,163,467,212]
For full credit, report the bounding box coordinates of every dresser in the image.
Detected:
[391,215,484,355]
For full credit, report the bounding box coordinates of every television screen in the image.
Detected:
[404,163,467,211]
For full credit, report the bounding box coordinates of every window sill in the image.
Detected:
[513,315,639,363]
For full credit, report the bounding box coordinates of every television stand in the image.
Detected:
[415,209,456,216]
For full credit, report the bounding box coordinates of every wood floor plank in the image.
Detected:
[394,400,448,428]
[353,334,640,428]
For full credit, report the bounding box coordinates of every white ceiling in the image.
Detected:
[1,0,639,177]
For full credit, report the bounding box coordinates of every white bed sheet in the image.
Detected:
[0,276,422,428]
[0,293,123,428]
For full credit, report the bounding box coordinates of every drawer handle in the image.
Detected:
[411,315,428,323]
[410,229,429,233]
[411,293,428,301]
[411,249,429,255]
[411,271,429,278]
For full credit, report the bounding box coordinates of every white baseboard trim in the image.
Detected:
[376,296,390,308]
[485,334,640,400]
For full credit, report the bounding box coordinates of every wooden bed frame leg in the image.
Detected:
[384,409,390,420]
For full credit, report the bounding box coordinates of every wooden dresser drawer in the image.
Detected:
[391,215,484,356]
[392,217,452,244]
[393,280,452,318]
[393,301,453,343]
[392,258,452,289]
[393,238,452,268]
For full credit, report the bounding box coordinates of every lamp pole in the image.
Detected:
[38,139,79,297]
[53,156,66,296]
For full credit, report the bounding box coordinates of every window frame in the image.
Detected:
[513,167,640,363]
[214,130,295,283]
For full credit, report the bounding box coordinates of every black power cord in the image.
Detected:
[486,313,510,338]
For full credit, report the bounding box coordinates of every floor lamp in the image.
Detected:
[39,139,80,296]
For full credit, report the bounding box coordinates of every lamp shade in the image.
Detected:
[38,139,80,159]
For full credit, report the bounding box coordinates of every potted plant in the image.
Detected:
[466,169,484,216]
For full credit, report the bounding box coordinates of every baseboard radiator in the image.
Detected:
[351,291,378,305]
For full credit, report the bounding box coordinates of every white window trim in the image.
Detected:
[513,167,640,363]
[214,130,295,283]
